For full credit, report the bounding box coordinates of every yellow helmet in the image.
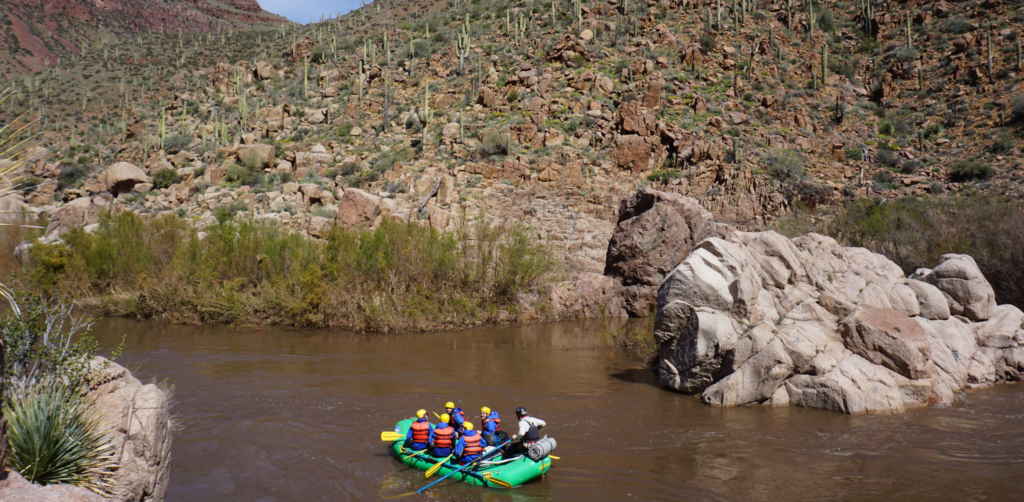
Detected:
[416,409,427,419]
[481,407,491,415]
[445,401,455,409]
[464,422,474,431]
[440,413,451,423]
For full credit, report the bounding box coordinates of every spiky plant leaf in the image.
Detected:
[4,384,118,493]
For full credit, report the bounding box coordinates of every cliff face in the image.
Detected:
[0,0,288,74]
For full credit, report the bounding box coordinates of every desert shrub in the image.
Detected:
[878,121,894,135]
[892,47,918,62]
[827,56,856,80]
[764,149,805,178]
[4,384,117,489]
[214,199,249,223]
[1012,95,1024,123]
[506,90,519,103]
[478,128,508,156]
[225,162,263,187]
[162,134,192,153]
[940,16,972,33]
[699,33,717,53]
[647,169,680,182]
[846,147,863,161]
[57,163,94,190]
[949,159,993,182]
[990,129,1014,153]
[310,46,328,64]
[152,168,181,189]
[817,9,836,33]
[23,211,555,330]
[876,148,900,167]
[899,159,921,174]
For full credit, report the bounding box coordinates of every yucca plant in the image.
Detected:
[4,383,117,492]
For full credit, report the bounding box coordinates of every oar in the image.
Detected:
[424,454,453,477]
[432,412,442,420]
[549,455,560,460]
[402,449,429,461]
[415,439,510,493]
[381,431,404,441]
[478,472,513,489]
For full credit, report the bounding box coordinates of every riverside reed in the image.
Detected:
[776,195,1024,310]
[24,211,555,331]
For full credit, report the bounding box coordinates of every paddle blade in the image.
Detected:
[481,473,513,489]
[381,431,404,441]
[549,455,560,460]
[425,455,452,478]
[432,412,442,420]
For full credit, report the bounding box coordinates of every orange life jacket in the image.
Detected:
[410,420,430,444]
[449,409,466,429]
[462,433,483,457]
[433,426,453,449]
[483,417,501,431]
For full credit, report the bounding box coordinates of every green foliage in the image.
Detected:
[816,9,836,32]
[845,147,863,161]
[214,199,249,223]
[876,148,900,167]
[57,163,94,190]
[162,134,192,154]
[310,46,328,64]
[699,34,717,54]
[647,169,681,182]
[763,149,806,178]
[4,384,117,490]
[0,294,103,390]
[949,159,993,182]
[940,16,972,33]
[478,128,508,156]
[506,90,519,103]
[990,129,1014,153]
[25,211,555,330]
[152,168,181,189]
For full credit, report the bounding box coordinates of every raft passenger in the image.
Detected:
[430,413,456,457]
[405,409,433,451]
[480,406,501,443]
[455,422,487,465]
[508,406,545,456]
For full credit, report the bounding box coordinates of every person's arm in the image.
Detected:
[455,438,464,456]
[533,417,546,429]
[428,428,436,445]
[516,419,529,438]
[406,428,414,441]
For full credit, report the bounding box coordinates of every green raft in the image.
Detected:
[389,419,552,488]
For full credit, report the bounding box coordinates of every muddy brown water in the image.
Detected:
[90,317,1024,502]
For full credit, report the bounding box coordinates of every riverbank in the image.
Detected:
[21,210,562,332]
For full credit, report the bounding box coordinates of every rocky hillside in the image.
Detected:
[0,0,288,74]
[1,0,1023,321]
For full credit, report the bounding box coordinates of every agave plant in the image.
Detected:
[4,383,118,492]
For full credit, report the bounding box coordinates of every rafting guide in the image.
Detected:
[380,403,557,491]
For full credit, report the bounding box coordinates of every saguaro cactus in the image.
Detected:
[573,0,583,31]
[988,29,994,83]
[456,26,471,75]
[821,44,828,84]
[906,12,912,49]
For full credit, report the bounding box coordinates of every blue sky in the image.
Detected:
[259,0,364,24]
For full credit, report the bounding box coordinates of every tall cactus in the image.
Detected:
[808,0,814,38]
[423,85,431,125]
[456,25,471,75]
[303,56,309,99]
[385,33,391,68]
[988,29,994,83]
[821,44,828,84]
[573,0,583,31]
[906,12,912,49]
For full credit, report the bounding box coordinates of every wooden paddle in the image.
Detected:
[425,454,453,477]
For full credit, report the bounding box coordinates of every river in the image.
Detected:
[90,317,1024,501]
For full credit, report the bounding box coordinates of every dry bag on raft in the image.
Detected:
[526,438,557,460]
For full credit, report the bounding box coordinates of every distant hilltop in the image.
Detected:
[0,0,290,74]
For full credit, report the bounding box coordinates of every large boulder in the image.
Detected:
[43,195,113,239]
[236,144,275,169]
[653,230,1024,414]
[604,189,715,316]
[0,194,31,224]
[104,162,149,193]
[923,254,997,321]
[335,188,384,228]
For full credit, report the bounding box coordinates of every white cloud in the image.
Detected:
[258,0,364,24]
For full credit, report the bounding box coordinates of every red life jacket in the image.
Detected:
[410,420,430,444]
[484,417,501,431]
[433,426,453,449]
[462,433,482,457]
[449,409,466,429]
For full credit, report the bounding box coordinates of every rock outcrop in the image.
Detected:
[0,359,172,502]
[604,188,717,316]
[654,230,1024,414]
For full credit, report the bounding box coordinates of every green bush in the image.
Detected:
[846,147,863,161]
[162,134,192,154]
[940,16,972,33]
[990,129,1014,153]
[4,384,117,490]
[648,169,681,182]
[478,128,508,156]
[699,33,716,54]
[152,168,181,189]
[764,149,805,178]
[817,10,836,32]
[310,46,328,64]
[876,148,900,167]
[949,159,993,182]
